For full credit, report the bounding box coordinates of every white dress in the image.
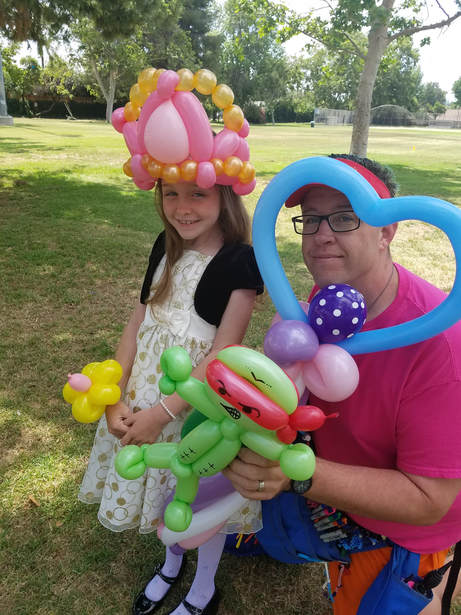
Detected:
[78,249,262,535]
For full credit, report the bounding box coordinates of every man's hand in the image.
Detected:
[222,448,290,500]
[120,405,170,446]
[106,401,131,439]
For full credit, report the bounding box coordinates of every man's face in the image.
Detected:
[299,185,388,290]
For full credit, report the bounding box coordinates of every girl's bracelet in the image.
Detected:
[159,399,176,421]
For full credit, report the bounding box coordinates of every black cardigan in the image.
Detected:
[140,232,264,326]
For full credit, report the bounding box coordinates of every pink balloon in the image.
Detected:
[122,121,141,155]
[177,521,226,549]
[283,362,305,398]
[138,91,161,151]
[234,138,250,162]
[132,176,155,190]
[196,161,216,189]
[130,153,153,182]
[174,91,214,161]
[271,302,309,326]
[212,128,239,159]
[238,119,250,138]
[144,100,190,163]
[233,179,256,195]
[214,174,235,186]
[111,107,126,133]
[302,344,359,402]
[156,70,180,99]
[67,373,91,392]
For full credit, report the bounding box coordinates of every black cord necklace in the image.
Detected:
[366,264,395,315]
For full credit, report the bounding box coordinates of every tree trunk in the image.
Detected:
[106,70,116,123]
[350,0,395,157]
[90,59,117,123]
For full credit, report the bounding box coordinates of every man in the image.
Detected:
[223,154,461,614]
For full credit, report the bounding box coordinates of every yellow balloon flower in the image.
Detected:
[63,360,123,424]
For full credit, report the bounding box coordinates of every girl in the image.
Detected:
[78,175,263,614]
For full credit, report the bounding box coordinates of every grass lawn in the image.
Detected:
[1,118,461,614]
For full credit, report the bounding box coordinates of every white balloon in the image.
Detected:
[158,491,248,547]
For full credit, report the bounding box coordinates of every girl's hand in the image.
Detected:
[120,405,171,446]
[106,400,131,439]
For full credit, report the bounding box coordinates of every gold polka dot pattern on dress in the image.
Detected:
[77,251,262,536]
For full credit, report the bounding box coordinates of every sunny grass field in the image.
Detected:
[1,118,461,615]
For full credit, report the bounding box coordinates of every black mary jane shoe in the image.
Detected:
[132,556,187,615]
[167,588,221,615]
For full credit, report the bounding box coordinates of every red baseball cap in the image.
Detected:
[285,157,391,207]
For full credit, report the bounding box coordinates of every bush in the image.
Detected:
[371,105,416,126]
[273,101,314,123]
[6,96,107,119]
[244,102,266,124]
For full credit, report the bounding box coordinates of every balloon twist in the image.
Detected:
[112,68,256,195]
[63,360,122,423]
[115,345,336,533]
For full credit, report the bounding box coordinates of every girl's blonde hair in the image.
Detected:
[150,182,251,305]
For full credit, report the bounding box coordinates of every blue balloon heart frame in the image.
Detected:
[252,156,461,355]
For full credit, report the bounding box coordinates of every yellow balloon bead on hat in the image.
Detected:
[130,83,149,108]
[123,159,134,177]
[141,154,152,170]
[224,156,243,177]
[147,159,163,178]
[223,104,244,131]
[193,69,217,95]
[138,67,157,93]
[124,102,140,122]
[163,164,181,183]
[211,158,224,176]
[180,160,198,181]
[212,84,234,109]
[152,68,166,90]
[176,68,195,92]
[238,161,256,184]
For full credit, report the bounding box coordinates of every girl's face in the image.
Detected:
[161,183,223,254]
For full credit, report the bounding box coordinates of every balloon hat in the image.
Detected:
[112,68,256,195]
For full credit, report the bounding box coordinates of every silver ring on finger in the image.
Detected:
[257,480,265,492]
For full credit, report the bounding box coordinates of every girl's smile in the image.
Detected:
[162,182,223,255]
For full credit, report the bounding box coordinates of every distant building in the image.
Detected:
[430,108,461,129]
[314,108,354,125]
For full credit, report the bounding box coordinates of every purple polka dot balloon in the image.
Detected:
[308,284,366,344]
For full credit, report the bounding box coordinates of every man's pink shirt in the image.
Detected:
[311,264,461,553]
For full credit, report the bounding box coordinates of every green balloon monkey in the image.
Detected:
[115,345,332,533]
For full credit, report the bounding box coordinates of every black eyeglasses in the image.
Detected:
[292,211,361,235]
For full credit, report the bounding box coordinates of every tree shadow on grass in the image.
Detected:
[0,137,69,155]
[251,161,461,205]
[0,166,159,234]
[378,163,461,205]
[0,466,331,615]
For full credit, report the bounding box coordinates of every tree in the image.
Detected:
[1,44,42,115]
[218,0,291,117]
[0,0,156,44]
[452,76,461,106]
[420,81,447,107]
[288,35,422,113]
[295,42,363,109]
[372,38,422,111]
[234,0,461,156]
[70,19,148,122]
[0,0,160,123]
